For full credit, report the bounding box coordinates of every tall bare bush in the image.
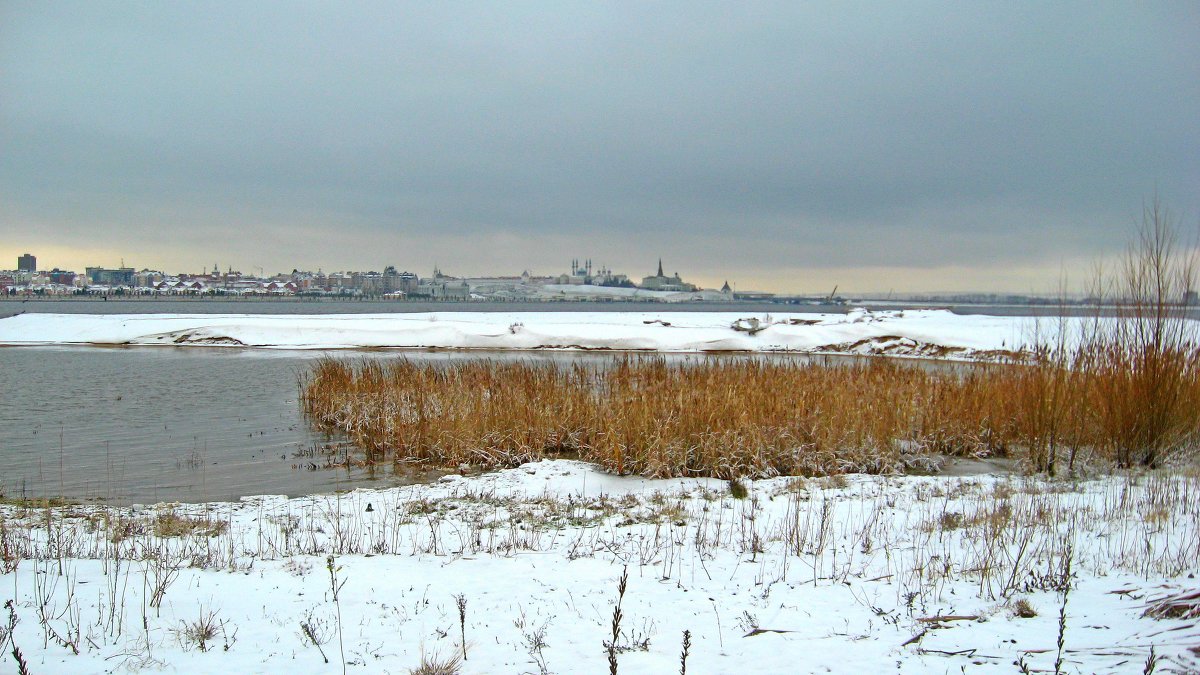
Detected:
[1088,198,1199,467]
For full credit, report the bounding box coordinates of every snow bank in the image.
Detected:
[0,309,1040,357]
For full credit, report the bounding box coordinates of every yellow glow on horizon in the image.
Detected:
[4,245,1092,296]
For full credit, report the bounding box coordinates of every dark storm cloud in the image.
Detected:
[1,1,1197,286]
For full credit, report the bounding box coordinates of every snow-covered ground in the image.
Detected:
[0,309,1039,357]
[2,460,1197,673]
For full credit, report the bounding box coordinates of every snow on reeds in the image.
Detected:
[299,350,1200,479]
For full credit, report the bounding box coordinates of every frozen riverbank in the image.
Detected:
[1,460,1197,673]
[0,309,1038,357]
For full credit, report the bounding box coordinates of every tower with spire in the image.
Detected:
[640,257,698,292]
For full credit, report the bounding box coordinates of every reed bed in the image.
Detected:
[299,351,1200,479]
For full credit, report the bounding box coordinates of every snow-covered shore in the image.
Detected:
[2,460,1197,673]
[0,309,1038,357]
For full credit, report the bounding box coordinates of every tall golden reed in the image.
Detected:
[300,350,1198,479]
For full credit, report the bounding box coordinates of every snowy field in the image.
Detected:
[1,460,1197,673]
[0,309,1039,357]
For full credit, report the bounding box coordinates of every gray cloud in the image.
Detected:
[2,1,1197,291]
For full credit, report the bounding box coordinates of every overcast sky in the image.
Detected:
[2,2,1197,293]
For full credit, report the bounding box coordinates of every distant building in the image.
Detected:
[592,266,631,287]
[47,269,77,286]
[86,266,135,286]
[134,270,165,288]
[17,253,36,273]
[1186,290,1198,305]
[351,266,419,296]
[640,259,697,292]
[410,266,470,300]
[553,259,631,287]
[385,266,419,295]
[425,279,470,300]
[556,258,592,285]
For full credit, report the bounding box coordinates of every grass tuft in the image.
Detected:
[409,649,463,675]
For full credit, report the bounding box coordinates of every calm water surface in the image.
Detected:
[0,347,358,504]
[5,346,806,504]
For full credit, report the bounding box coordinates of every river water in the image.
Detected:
[5,345,841,504]
[1,346,356,504]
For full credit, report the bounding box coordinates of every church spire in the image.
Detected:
[657,258,663,277]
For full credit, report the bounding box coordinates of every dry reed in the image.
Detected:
[299,350,1200,479]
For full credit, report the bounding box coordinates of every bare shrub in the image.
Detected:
[298,609,333,663]
[1084,198,1199,468]
[172,607,235,652]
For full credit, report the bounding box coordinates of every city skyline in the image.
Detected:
[9,249,1182,302]
[1,251,718,293]
[3,2,1198,294]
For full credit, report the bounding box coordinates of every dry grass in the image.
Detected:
[1142,590,1200,620]
[1012,598,1038,618]
[152,510,228,538]
[299,350,1200,479]
[409,649,463,675]
[0,496,74,509]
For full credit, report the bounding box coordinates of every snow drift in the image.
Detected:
[0,309,1036,358]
